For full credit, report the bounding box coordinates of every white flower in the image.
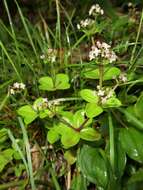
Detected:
[89,41,117,63]
[51,55,56,63]
[40,54,46,59]
[97,85,100,90]
[89,4,104,16]
[77,18,94,30]
[10,89,15,95]
[81,18,94,27]
[19,83,26,90]
[13,82,20,89]
[77,24,81,29]
[10,82,26,95]
[128,2,133,7]
[13,82,26,90]
[97,89,105,97]
[100,9,104,15]
[96,41,102,49]
[89,5,97,15]
[89,46,101,60]
[101,42,111,50]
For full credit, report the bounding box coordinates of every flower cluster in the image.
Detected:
[40,48,57,63]
[77,4,104,30]
[96,85,114,104]
[10,82,26,95]
[89,41,117,63]
[33,98,48,111]
[89,4,104,16]
[77,18,94,29]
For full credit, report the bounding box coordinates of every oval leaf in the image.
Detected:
[85,103,103,118]
[17,105,38,124]
[78,145,108,188]
[80,128,101,141]
[103,97,121,108]
[39,76,54,91]
[134,93,143,120]
[103,67,121,80]
[119,127,143,163]
[80,89,99,103]
[47,129,60,144]
[55,73,70,90]
[61,128,80,149]
[64,150,76,165]
[84,67,121,80]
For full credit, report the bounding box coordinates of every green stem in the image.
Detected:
[108,113,115,172]
[99,64,104,88]
[49,167,61,190]
[0,179,27,190]
[129,9,143,71]
[0,93,9,111]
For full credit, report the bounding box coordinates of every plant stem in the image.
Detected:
[108,113,115,172]
[129,8,143,71]
[99,64,104,88]
[0,93,9,111]
[49,167,61,190]
[0,179,27,190]
[66,165,71,190]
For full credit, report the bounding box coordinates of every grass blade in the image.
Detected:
[18,117,36,190]
[108,113,115,172]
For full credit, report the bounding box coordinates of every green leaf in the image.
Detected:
[84,69,99,79]
[78,145,108,188]
[103,97,122,108]
[47,128,60,144]
[0,129,8,144]
[0,149,14,172]
[119,127,143,163]
[84,67,121,80]
[73,110,88,128]
[61,128,80,149]
[39,109,51,118]
[118,108,143,130]
[39,76,54,91]
[39,73,70,91]
[55,73,70,89]
[64,150,76,165]
[17,105,38,124]
[61,110,91,129]
[60,111,74,127]
[52,123,80,148]
[85,103,103,118]
[115,138,126,178]
[134,93,143,120]
[80,128,101,141]
[103,67,121,80]
[80,89,99,103]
